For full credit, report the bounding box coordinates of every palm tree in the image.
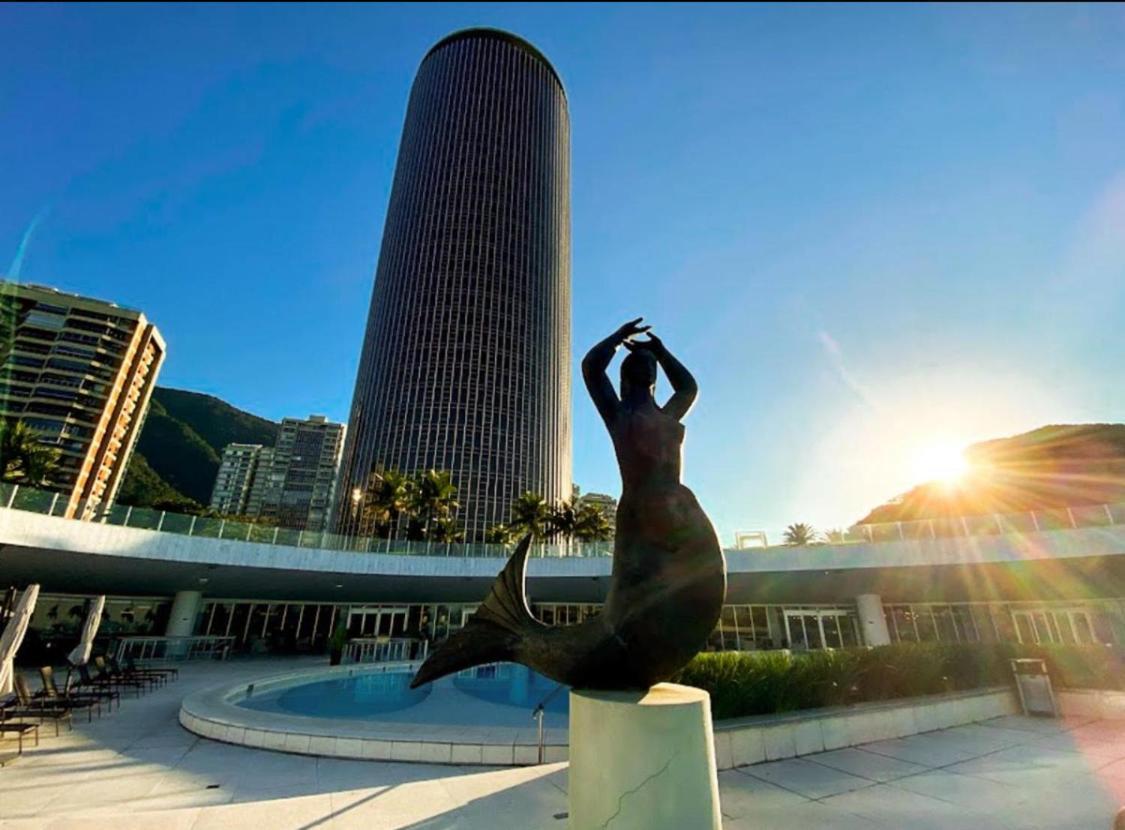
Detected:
[428,516,465,544]
[574,500,613,542]
[485,523,517,545]
[509,491,552,540]
[783,522,819,546]
[363,468,414,538]
[1,419,61,486]
[549,498,579,540]
[407,469,460,541]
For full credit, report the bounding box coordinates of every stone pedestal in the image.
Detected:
[568,683,721,830]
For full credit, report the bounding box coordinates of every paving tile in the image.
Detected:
[860,732,988,767]
[744,757,874,800]
[888,769,1025,812]
[721,800,883,830]
[947,743,1102,785]
[718,768,809,818]
[809,747,930,782]
[821,782,974,830]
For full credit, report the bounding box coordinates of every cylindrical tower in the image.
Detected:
[336,28,572,541]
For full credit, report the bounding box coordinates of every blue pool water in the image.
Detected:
[239,670,429,719]
[236,664,569,720]
[455,665,569,714]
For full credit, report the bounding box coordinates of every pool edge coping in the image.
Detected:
[179,661,568,767]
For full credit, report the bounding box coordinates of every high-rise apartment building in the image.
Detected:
[233,416,343,533]
[208,443,266,516]
[0,281,165,518]
[335,28,572,540]
[244,446,277,519]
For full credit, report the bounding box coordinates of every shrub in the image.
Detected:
[677,642,1125,720]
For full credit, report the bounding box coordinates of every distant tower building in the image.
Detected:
[577,491,618,535]
[208,444,265,516]
[253,416,344,533]
[0,281,165,519]
[335,28,572,540]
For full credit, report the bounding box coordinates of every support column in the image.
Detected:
[166,590,203,637]
[856,594,891,646]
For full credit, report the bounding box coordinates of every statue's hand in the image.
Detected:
[614,317,651,344]
[624,332,664,354]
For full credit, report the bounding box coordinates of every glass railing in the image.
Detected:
[4,483,1125,558]
[737,502,1125,549]
[0,484,614,558]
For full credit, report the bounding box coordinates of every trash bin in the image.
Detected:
[1011,658,1059,717]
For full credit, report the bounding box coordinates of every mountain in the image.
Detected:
[857,424,1125,525]
[117,388,279,509]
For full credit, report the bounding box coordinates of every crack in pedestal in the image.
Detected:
[599,753,677,829]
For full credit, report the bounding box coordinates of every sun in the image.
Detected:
[912,441,970,486]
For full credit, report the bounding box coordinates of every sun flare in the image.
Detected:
[912,442,970,486]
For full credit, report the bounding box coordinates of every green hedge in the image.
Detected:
[677,643,1125,720]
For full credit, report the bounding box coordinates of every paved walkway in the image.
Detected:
[3,659,1125,829]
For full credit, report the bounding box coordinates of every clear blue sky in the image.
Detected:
[4,3,1125,541]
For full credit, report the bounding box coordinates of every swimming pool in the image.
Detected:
[239,669,431,719]
[181,661,571,764]
[237,663,567,719]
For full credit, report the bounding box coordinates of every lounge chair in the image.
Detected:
[77,663,143,698]
[40,666,110,715]
[1,691,73,737]
[105,655,167,687]
[93,656,158,691]
[14,675,96,723]
[63,666,121,710]
[122,654,178,681]
[0,721,40,753]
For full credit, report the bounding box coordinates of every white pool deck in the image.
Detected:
[4,659,1125,829]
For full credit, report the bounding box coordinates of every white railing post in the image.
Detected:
[272,526,279,544]
[48,492,59,515]
[896,522,905,541]
[297,530,304,547]
[6,485,16,509]
[1030,511,1040,532]
[188,515,197,536]
[156,510,165,532]
[1106,504,1116,526]
[123,505,133,526]
[217,519,226,538]
[1067,507,1077,529]
[246,523,252,541]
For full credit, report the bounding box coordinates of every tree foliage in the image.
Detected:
[355,468,463,543]
[782,522,819,546]
[490,492,615,544]
[1,419,61,486]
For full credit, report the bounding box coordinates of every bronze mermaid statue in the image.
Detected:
[411,318,726,691]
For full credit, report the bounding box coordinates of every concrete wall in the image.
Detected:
[712,688,1019,770]
[1057,689,1125,720]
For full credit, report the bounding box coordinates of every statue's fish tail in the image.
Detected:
[410,535,545,688]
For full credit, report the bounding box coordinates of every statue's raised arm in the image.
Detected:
[581,317,650,427]
[625,332,698,421]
